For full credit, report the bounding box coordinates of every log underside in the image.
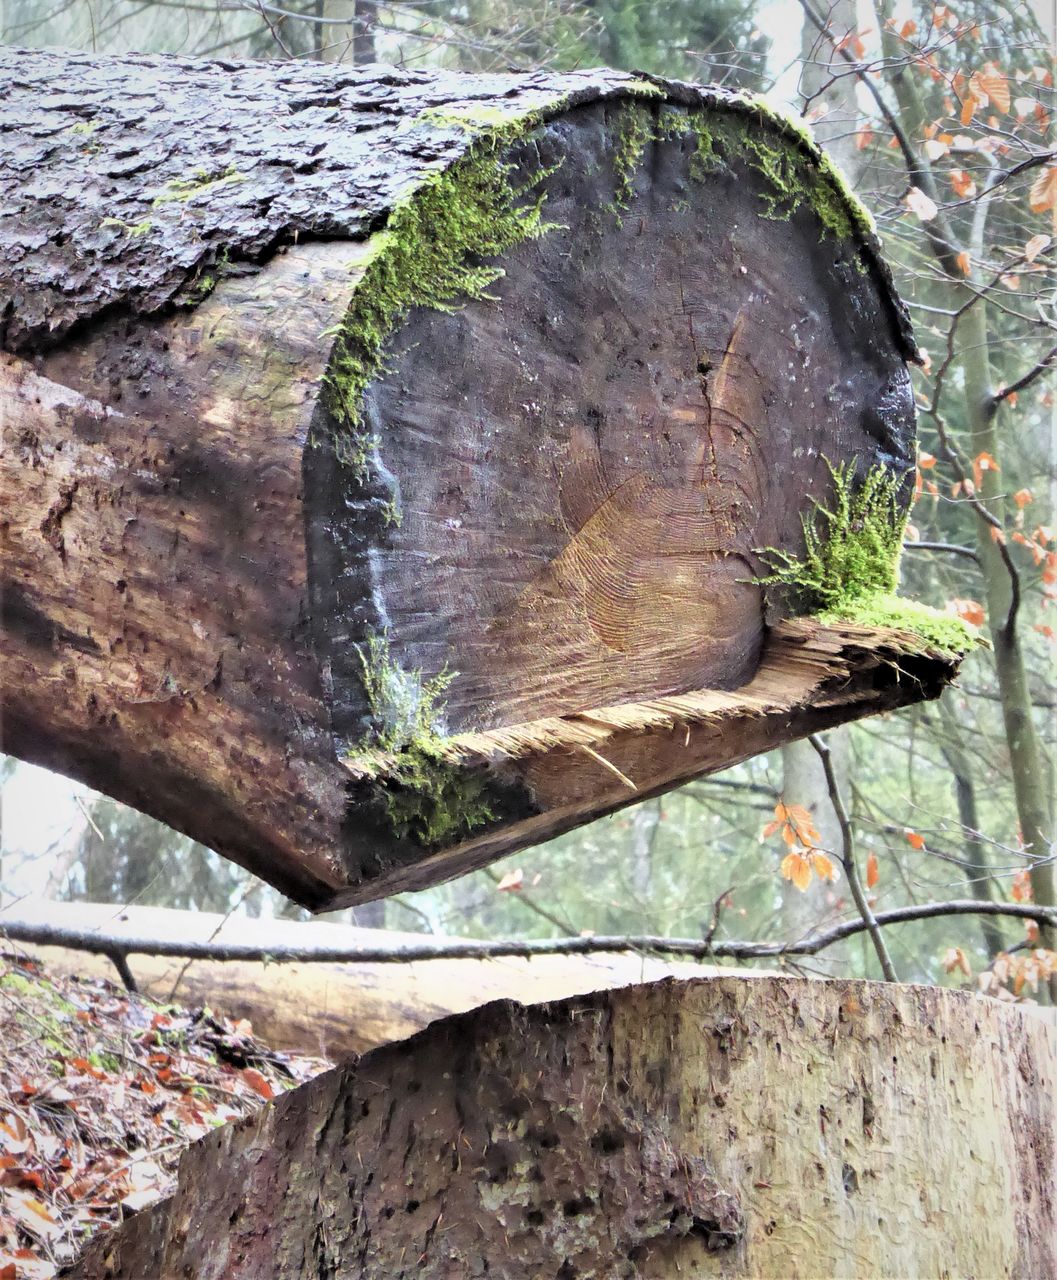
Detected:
[1,50,945,910]
[338,618,960,904]
[64,976,1057,1279]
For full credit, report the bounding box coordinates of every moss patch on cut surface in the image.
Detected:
[324,132,557,472]
[348,636,496,847]
[759,461,978,657]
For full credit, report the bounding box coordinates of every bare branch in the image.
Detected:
[809,731,898,981]
[992,343,1057,410]
[2,902,1052,967]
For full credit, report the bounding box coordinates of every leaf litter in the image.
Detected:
[0,951,331,1277]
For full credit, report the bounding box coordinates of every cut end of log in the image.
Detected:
[1,51,962,909]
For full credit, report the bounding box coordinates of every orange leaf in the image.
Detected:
[242,1068,275,1100]
[1012,868,1033,903]
[1024,233,1051,262]
[956,250,972,276]
[809,851,838,883]
[977,63,1011,113]
[990,525,1007,545]
[905,186,938,220]
[866,851,879,888]
[951,597,986,626]
[972,450,999,489]
[924,137,949,160]
[950,168,977,198]
[780,851,812,893]
[941,946,971,977]
[960,93,978,126]
[918,451,937,469]
[761,818,781,839]
[855,127,875,151]
[900,18,917,37]
[905,829,926,850]
[1029,167,1057,215]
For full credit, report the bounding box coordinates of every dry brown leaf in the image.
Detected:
[1029,166,1057,215]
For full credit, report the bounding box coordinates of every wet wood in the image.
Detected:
[65,976,1057,1279]
[0,48,951,910]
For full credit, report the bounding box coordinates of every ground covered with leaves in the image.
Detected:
[0,951,331,1278]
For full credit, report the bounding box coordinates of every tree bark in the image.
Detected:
[2,48,956,910]
[64,976,1057,1279]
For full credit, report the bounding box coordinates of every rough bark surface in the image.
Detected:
[65,976,1057,1279]
[1,47,954,909]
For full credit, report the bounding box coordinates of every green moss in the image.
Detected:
[610,99,869,245]
[613,104,654,210]
[741,95,876,240]
[325,134,557,471]
[153,165,246,206]
[101,216,152,238]
[356,633,453,752]
[758,460,977,657]
[348,635,494,846]
[819,594,978,657]
[624,77,665,98]
[174,249,230,308]
[374,741,496,846]
[759,460,904,606]
[414,104,548,134]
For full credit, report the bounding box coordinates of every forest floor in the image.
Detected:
[0,949,332,1278]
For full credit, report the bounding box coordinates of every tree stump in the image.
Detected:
[1,49,963,908]
[64,977,1057,1279]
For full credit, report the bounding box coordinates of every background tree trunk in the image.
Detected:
[64,975,1057,1279]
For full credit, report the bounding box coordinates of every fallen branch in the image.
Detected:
[0,901,1048,971]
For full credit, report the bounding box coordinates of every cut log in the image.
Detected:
[1,48,961,909]
[64,977,1057,1279]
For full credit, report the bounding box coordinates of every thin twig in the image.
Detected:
[809,732,899,982]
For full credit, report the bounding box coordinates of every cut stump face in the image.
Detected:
[307,100,915,745]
